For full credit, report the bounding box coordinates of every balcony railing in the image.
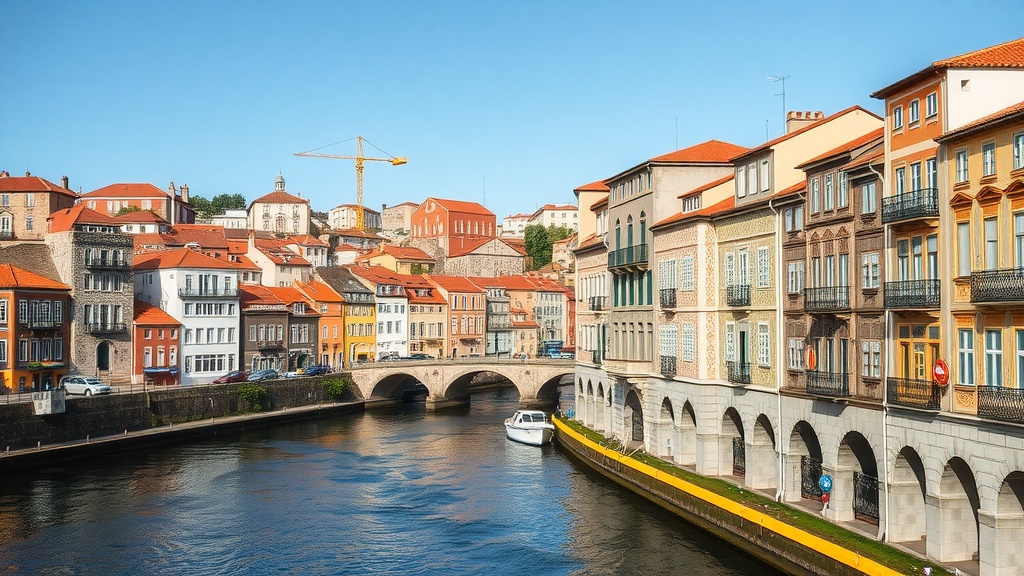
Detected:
[659,288,677,309]
[978,386,1024,423]
[803,286,850,312]
[726,361,751,384]
[590,349,602,365]
[660,355,677,377]
[487,319,514,330]
[881,188,939,224]
[971,268,1024,304]
[886,377,940,410]
[22,318,62,330]
[0,230,13,239]
[608,244,648,269]
[884,279,941,309]
[178,287,238,298]
[726,284,750,307]
[85,322,127,333]
[806,371,850,397]
[588,296,607,312]
[258,340,285,350]
[84,257,131,269]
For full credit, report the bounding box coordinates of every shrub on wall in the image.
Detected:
[236,383,268,413]
[324,377,352,401]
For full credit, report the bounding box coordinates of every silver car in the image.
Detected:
[60,375,112,396]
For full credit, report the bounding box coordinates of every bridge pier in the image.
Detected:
[518,397,556,410]
[424,396,470,412]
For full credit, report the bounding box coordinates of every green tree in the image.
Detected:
[115,205,142,216]
[525,224,573,270]
[210,193,247,214]
[189,195,213,217]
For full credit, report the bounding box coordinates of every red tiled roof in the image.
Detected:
[133,300,181,326]
[133,233,167,251]
[239,284,286,308]
[161,225,229,250]
[335,243,363,252]
[115,210,168,224]
[82,183,169,199]
[425,274,485,293]
[0,172,76,197]
[678,174,734,199]
[294,278,345,304]
[47,205,119,232]
[253,240,310,266]
[423,197,494,217]
[937,100,1024,142]
[590,196,608,211]
[332,227,385,240]
[251,190,308,205]
[573,233,605,253]
[732,106,882,161]
[773,181,807,200]
[650,139,750,164]
[266,286,317,313]
[796,128,885,169]
[512,320,539,329]
[934,37,1024,68]
[133,247,240,271]
[840,150,885,171]
[448,236,495,257]
[376,244,433,261]
[0,264,71,290]
[574,180,609,192]
[653,196,736,229]
[487,274,541,291]
[285,234,328,247]
[504,213,532,220]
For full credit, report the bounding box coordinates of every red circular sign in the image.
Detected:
[934,359,950,387]
[805,347,817,371]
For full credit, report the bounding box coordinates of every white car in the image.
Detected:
[60,375,112,396]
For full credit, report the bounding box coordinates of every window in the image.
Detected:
[908,99,920,125]
[757,323,770,367]
[784,206,803,232]
[681,324,695,362]
[1018,330,1024,390]
[1015,213,1024,267]
[25,216,33,231]
[757,247,770,288]
[658,259,677,291]
[926,157,937,190]
[862,182,876,214]
[679,256,695,291]
[736,167,746,198]
[824,174,834,210]
[787,261,804,294]
[747,163,756,196]
[809,178,819,213]
[892,105,903,130]
[985,329,1003,386]
[760,159,770,192]
[788,339,804,370]
[956,148,968,183]
[724,252,735,287]
[894,167,906,194]
[926,92,937,118]
[956,221,971,277]
[910,162,921,192]
[983,142,996,176]
[862,340,881,378]
[0,299,6,324]
[725,323,735,362]
[862,253,879,288]
[838,172,848,208]
[1015,133,1024,170]
[985,217,999,270]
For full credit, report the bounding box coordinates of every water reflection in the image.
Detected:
[0,388,779,576]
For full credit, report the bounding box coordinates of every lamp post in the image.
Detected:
[767,75,790,136]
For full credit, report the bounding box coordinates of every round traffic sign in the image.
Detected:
[819,474,833,493]
[933,358,950,387]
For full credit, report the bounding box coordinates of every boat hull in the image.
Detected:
[505,423,554,446]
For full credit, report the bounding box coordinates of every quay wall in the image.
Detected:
[554,418,903,576]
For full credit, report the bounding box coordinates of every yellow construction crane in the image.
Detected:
[294,136,407,230]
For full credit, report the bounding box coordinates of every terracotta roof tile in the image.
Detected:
[653,196,736,228]
[934,37,1024,68]
[422,197,494,216]
[425,274,485,293]
[0,173,77,197]
[115,210,168,224]
[937,100,1024,142]
[133,247,240,271]
[294,278,345,303]
[285,234,329,247]
[840,150,885,172]
[47,205,120,232]
[0,264,71,290]
[573,180,609,192]
[266,286,318,313]
[650,139,750,163]
[250,190,309,205]
[83,183,170,199]
[796,128,885,169]
[161,225,229,249]
[133,300,181,326]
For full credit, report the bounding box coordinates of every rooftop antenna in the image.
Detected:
[767,75,790,137]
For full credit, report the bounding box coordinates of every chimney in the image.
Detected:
[248,229,256,250]
[61,175,69,190]
[180,184,189,203]
[168,181,176,196]
[786,111,825,134]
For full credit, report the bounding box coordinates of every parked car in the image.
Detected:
[213,370,248,384]
[59,375,112,396]
[408,353,435,360]
[302,364,331,376]
[247,369,278,382]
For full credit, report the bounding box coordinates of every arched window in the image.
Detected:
[639,211,647,246]
[626,216,634,247]
[615,219,622,250]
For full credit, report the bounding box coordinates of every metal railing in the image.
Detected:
[806,370,850,397]
[258,340,285,350]
[84,257,131,269]
[978,386,1024,423]
[0,230,13,239]
[85,322,127,333]
[884,279,941,309]
[886,377,940,410]
[803,285,850,312]
[800,456,823,500]
[971,268,1024,303]
[591,349,602,365]
[853,472,880,525]
[608,244,648,269]
[881,187,939,224]
[588,296,607,312]
[487,319,514,330]
[659,288,676,309]
[178,287,238,298]
[732,437,745,476]
[726,361,751,384]
[726,284,750,307]
[22,318,62,330]
[660,355,676,377]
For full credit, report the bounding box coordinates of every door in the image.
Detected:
[96,342,110,371]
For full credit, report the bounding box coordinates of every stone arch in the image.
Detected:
[96,341,111,371]
[367,371,424,400]
[748,414,777,491]
[594,382,607,432]
[656,397,675,460]
[677,401,697,467]
[830,431,879,525]
[989,471,1024,574]
[889,446,927,544]
[585,380,594,428]
[784,420,823,503]
[623,387,644,447]
[720,407,744,478]
[929,457,980,563]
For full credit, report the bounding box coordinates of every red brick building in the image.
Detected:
[132,300,181,387]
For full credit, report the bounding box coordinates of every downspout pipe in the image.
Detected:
[868,159,890,542]
[768,196,787,502]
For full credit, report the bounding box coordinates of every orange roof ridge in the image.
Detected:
[937,99,1024,141]
[0,264,71,290]
[650,139,750,164]
[795,127,885,169]
[933,36,1024,68]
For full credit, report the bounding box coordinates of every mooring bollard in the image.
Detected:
[37,441,41,450]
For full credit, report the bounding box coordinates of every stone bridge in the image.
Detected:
[349,358,575,409]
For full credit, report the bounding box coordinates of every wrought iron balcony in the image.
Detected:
[22,318,62,330]
[487,319,514,331]
[258,340,285,350]
[726,361,751,384]
[591,349,602,365]
[726,284,750,307]
[659,288,677,309]
[588,296,607,312]
[84,257,131,269]
[84,322,127,333]
[886,377,940,410]
[806,371,850,397]
[178,287,238,298]
[977,386,1024,423]
[0,230,13,239]
[881,188,939,224]
[884,279,941,309]
[971,268,1024,304]
[660,355,677,377]
[803,286,850,313]
[608,244,648,269]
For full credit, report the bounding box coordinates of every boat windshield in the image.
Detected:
[521,413,546,423]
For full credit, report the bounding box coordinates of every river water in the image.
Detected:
[0,388,781,575]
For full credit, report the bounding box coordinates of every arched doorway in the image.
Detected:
[749,414,777,491]
[96,342,110,371]
[623,388,644,448]
[720,408,744,479]
[585,380,594,427]
[785,420,823,504]
[657,398,675,460]
[594,383,607,432]
[678,401,697,467]
[989,471,1024,574]
[889,446,927,543]
[930,457,979,563]
[833,431,879,527]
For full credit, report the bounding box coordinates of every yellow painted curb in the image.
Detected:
[554,418,904,576]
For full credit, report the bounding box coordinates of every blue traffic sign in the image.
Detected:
[819,474,833,493]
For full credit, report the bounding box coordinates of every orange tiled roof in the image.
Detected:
[590,195,608,211]
[501,237,527,256]
[266,286,318,314]
[47,205,119,232]
[133,300,181,326]
[332,227,385,240]
[574,180,609,192]
[731,106,881,161]
[0,172,76,197]
[133,247,240,270]
[425,274,485,294]
[423,197,494,217]
[796,128,885,169]
[251,190,308,205]
[573,233,605,253]
[840,150,885,172]
[286,234,329,247]
[115,210,168,224]
[773,181,807,200]
[448,236,496,257]
[82,183,170,198]
[239,284,286,307]
[934,37,1024,68]
[161,224,229,249]
[254,241,310,266]
[653,196,736,229]
[937,100,1024,142]
[295,278,345,303]
[0,264,71,291]
[371,244,434,261]
[650,139,750,164]
[678,174,734,199]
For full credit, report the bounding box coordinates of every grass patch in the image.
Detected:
[555,417,928,575]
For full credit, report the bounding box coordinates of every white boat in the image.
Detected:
[504,410,555,446]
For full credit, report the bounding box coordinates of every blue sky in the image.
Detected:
[3,0,1022,221]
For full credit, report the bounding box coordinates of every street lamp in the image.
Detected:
[767,75,790,136]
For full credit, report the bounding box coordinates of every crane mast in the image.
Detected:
[294,136,407,230]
